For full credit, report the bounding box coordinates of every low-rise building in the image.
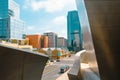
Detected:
[58,37,67,48]
[26,34,41,50]
[0,41,33,51]
[26,34,48,50]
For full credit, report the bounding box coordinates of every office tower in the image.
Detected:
[58,37,67,48]
[67,10,82,51]
[44,32,58,48]
[0,0,25,40]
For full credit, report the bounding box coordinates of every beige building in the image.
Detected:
[0,41,33,51]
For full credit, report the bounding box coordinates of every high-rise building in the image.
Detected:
[58,37,67,48]
[67,10,82,51]
[0,0,25,40]
[44,32,58,48]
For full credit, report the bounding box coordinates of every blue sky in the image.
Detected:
[14,0,77,38]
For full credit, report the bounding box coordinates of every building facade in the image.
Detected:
[41,36,48,48]
[26,35,41,50]
[67,10,82,51]
[44,32,58,48]
[26,34,48,50]
[0,0,25,40]
[57,37,67,48]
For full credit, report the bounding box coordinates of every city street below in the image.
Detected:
[41,54,76,80]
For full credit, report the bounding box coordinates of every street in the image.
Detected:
[41,54,76,80]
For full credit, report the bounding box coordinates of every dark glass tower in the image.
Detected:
[67,10,82,51]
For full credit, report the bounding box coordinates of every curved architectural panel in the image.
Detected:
[68,56,82,80]
[0,45,48,80]
[76,0,99,76]
[76,0,120,80]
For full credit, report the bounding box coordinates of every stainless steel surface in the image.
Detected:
[76,0,99,76]
[76,0,120,80]
[0,45,48,80]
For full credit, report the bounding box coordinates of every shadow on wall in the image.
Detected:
[0,44,48,80]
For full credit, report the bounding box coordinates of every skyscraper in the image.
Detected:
[67,10,82,51]
[0,0,25,40]
[44,32,58,48]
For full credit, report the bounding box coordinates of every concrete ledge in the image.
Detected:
[0,45,49,80]
[67,50,86,80]
[68,56,82,80]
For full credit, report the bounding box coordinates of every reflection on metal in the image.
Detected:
[0,44,48,80]
[76,0,120,80]
[76,0,100,76]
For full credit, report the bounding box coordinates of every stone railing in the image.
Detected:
[68,50,86,80]
[0,44,48,80]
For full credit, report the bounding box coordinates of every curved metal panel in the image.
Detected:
[76,0,120,80]
[76,0,99,76]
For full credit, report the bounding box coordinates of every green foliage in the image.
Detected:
[70,51,75,54]
[24,40,29,45]
[11,39,18,43]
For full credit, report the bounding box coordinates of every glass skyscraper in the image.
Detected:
[0,0,25,40]
[67,10,82,51]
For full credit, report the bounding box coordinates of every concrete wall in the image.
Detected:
[0,44,48,80]
[83,0,120,80]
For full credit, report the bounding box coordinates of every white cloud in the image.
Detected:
[23,0,31,9]
[27,26,34,30]
[44,30,52,33]
[52,16,66,26]
[58,29,67,38]
[23,0,77,38]
[23,0,77,13]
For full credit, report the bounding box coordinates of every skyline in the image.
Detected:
[14,0,77,38]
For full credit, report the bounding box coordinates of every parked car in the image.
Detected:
[60,65,70,73]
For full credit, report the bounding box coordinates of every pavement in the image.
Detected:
[56,70,70,80]
[41,54,76,80]
[42,54,100,80]
[56,63,100,80]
